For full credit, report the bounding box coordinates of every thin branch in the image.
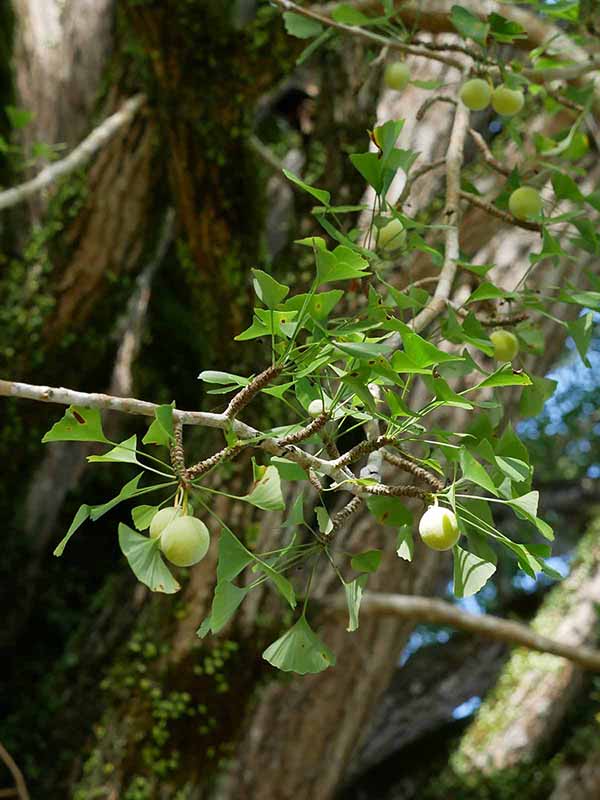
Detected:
[248,134,287,174]
[396,158,446,207]
[308,468,323,492]
[333,435,396,469]
[383,450,444,491]
[272,0,463,69]
[364,483,430,500]
[416,95,456,122]
[469,128,510,176]
[331,593,600,672]
[0,94,146,211]
[329,496,364,535]
[278,412,330,445]
[399,275,440,292]
[411,86,470,333]
[523,56,600,82]
[459,190,542,233]
[224,365,283,420]
[478,311,529,327]
[0,741,30,800]
[186,443,246,480]
[170,421,189,487]
[109,209,175,398]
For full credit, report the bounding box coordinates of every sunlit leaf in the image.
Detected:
[53,504,91,556]
[453,545,496,597]
[118,523,180,594]
[242,465,285,511]
[43,406,109,444]
[262,616,336,674]
[87,434,140,464]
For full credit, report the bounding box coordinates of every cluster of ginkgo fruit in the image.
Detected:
[150,506,210,567]
[377,59,527,545]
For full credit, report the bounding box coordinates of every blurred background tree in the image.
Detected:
[0,1,599,799]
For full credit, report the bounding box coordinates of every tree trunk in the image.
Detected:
[446,516,600,776]
[2,4,598,800]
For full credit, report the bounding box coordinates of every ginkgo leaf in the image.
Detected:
[262,616,336,674]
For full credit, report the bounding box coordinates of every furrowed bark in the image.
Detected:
[448,518,600,775]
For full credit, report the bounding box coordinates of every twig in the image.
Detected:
[330,593,600,672]
[399,275,440,292]
[459,190,542,233]
[308,469,323,492]
[329,496,364,535]
[248,134,286,174]
[333,435,396,469]
[0,94,145,211]
[323,431,340,460]
[383,450,444,491]
[396,158,446,207]
[170,420,188,486]
[224,365,283,420]
[410,38,492,65]
[469,129,511,176]
[364,483,430,500]
[416,95,456,122]
[411,85,471,332]
[186,443,246,480]
[523,56,600,82]
[272,0,463,70]
[0,741,30,800]
[478,311,529,327]
[278,412,330,445]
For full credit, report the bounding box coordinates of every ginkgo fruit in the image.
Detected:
[491,85,524,116]
[150,506,182,539]
[384,62,410,91]
[490,330,520,362]
[460,78,491,110]
[378,218,406,253]
[508,186,542,220]
[160,516,210,567]
[419,506,460,551]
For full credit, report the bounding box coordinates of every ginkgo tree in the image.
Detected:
[2,0,600,676]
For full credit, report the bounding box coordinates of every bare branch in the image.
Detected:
[396,158,446,207]
[416,95,456,122]
[331,593,600,672]
[0,741,30,800]
[459,190,542,233]
[0,94,146,211]
[469,128,511,176]
[411,87,470,332]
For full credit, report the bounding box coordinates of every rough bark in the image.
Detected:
[448,517,600,775]
[549,759,600,800]
[2,4,598,800]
